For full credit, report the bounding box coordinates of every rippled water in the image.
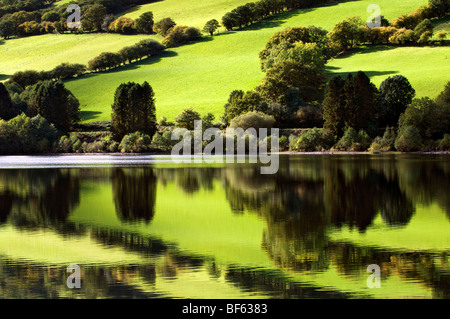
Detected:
[0,154,449,299]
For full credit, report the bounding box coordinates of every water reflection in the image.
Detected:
[0,154,449,298]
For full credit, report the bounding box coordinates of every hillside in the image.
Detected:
[2,0,448,122]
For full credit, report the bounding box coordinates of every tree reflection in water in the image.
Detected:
[0,155,449,298]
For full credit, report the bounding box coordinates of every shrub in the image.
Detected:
[151,130,175,151]
[335,127,372,151]
[380,127,397,151]
[84,140,107,153]
[395,125,422,152]
[279,135,289,151]
[293,127,322,151]
[439,134,450,151]
[161,25,202,47]
[119,132,152,153]
[175,108,201,130]
[230,111,275,131]
[0,114,59,154]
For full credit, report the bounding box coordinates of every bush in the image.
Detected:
[230,111,275,131]
[0,114,59,154]
[119,132,152,153]
[84,140,107,153]
[293,127,322,151]
[439,134,450,151]
[175,108,201,130]
[279,135,289,151]
[57,134,82,153]
[395,125,422,152]
[151,130,175,151]
[161,25,202,47]
[335,127,372,151]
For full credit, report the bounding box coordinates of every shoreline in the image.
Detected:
[0,151,449,157]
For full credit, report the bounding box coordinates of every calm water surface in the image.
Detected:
[0,154,449,299]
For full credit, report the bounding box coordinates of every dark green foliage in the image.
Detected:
[0,19,14,39]
[135,11,154,34]
[154,17,176,36]
[51,63,86,80]
[88,52,122,71]
[378,75,415,127]
[323,75,346,135]
[27,80,80,131]
[41,11,60,22]
[428,0,449,18]
[0,83,17,121]
[223,90,268,124]
[0,114,59,154]
[328,16,365,51]
[395,125,422,151]
[151,129,177,151]
[435,81,450,108]
[137,39,166,56]
[259,26,331,65]
[342,71,377,132]
[175,108,201,130]
[111,81,157,141]
[294,103,323,128]
[8,70,52,89]
[82,4,107,32]
[229,111,275,130]
[203,19,220,36]
[256,60,325,103]
[335,127,372,151]
[414,18,433,35]
[291,127,322,151]
[439,134,450,151]
[399,97,450,140]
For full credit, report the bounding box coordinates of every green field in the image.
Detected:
[0,33,156,76]
[3,0,448,122]
[326,45,450,99]
[122,0,250,29]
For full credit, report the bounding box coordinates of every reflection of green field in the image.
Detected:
[329,203,450,252]
[2,176,447,298]
[70,180,272,267]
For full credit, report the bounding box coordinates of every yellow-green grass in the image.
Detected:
[0,33,156,76]
[122,0,251,29]
[326,45,450,99]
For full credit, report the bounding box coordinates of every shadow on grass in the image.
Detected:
[333,45,398,59]
[0,74,10,81]
[118,0,163,16]
[80,111,103,122]
[65,50,178,82]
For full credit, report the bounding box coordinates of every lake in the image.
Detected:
[0,154,449,299]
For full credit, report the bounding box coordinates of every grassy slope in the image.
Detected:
[3,0,447,122]
[122,0,250,28]
[0,33,155,75]
[326,45,450,98]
